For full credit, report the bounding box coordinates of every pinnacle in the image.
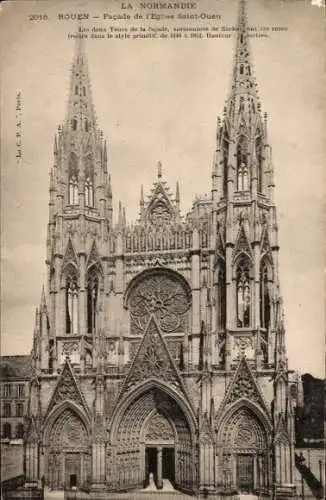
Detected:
[40,284,46,310]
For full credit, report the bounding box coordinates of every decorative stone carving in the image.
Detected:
[49,408,88,450]
[46,360,87,416]
[149,200,172,224]
[221,406,266,451]
[167,340,182,362]
[62,341,79,356]
[233,335,254,359]
[219,358,267,410]
[129,272,191,335]
[120,317,184,395]
[145,411,174,441]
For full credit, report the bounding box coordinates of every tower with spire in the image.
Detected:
[26,2,296,497]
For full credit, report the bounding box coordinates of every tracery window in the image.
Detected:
[236,259,251,328]
[87,267,98,334]
[128,270,191,336]
[69,177,78,205]
[84,177,94,207]
[260,261,271,329]
[237,137,249,191]
[217,264,226,329]
[66,274,78,334]
[68,153,78,205]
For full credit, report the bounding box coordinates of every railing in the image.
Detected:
[295,453,324,499]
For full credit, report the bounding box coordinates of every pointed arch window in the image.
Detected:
[87,268,98,334]
[260,261,271,329]
[237,137,249,192]
[74,86,78,95]
[85,177,94,207]
[69,177,79,205]
[71,118,77,131]
[66,274,78,334]
[256,137,263,192]
[217,263,226,329]
[236,259,251,328]
[68,153,79,205]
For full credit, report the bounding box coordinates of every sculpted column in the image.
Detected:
[156,447,163,490]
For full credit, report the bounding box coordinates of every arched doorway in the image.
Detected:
[217,404,271,495]
[44,407,91,489]
[143,409,176,489]
[110,386,196,493]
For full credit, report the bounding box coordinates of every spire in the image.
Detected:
[229,0,259,103]
[66,31,97,132]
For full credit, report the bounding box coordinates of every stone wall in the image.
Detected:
[0,440,24,481]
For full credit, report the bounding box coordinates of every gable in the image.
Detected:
[144,179,177,225]
[219,357,269,413]
[233,224,252,261]
[86,239,103,272]
[62,238,78,270]
[45,359,89,418]
[119,315,189,400]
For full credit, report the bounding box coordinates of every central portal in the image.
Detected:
[114,388,194,492]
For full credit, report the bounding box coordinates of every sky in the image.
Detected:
[0,0,325,378]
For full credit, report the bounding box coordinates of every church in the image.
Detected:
[25,0,297,497]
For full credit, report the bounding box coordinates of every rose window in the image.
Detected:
[128,272,191,335]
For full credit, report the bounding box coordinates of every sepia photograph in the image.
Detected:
[0,0,325,499]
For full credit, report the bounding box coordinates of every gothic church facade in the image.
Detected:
[26,1,297,497]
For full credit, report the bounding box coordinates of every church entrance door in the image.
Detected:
[113,388,194,492]
[236,454,254,494]
[145,447,157,487]
[65,453,80,489]
[163,447,175,485]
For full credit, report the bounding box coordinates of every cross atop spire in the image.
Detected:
[157,161,162,180]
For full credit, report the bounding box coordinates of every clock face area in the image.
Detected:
[128,270,191,336]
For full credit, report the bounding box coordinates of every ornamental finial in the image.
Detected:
[157,161,162,180]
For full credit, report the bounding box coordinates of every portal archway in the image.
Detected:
[44,406,91,489]
[109,384,196,493]
[216,401,271,495]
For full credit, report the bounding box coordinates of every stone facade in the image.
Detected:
[25,0,298,497]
